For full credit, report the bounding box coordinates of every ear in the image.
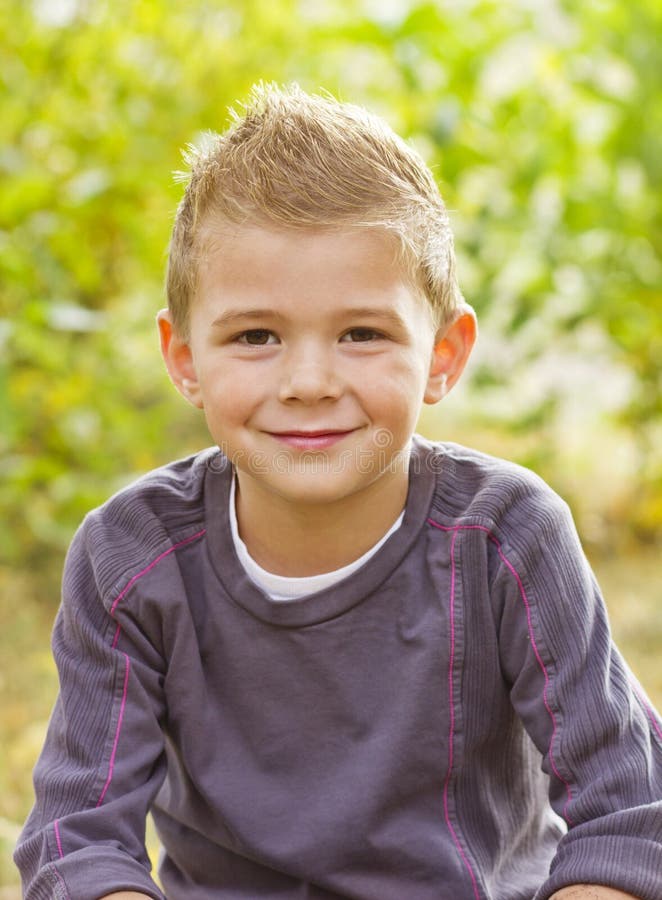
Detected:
[156,309,204,408]
[424,308,477,405]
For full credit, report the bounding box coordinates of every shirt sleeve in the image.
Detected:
[14,518,168,900]
[493,488,662,900]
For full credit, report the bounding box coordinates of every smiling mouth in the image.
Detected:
[267,429,354,449]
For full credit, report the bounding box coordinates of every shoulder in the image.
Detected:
[414,436,572,539]
[66,447,227,603]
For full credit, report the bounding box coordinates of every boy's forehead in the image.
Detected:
[197,219,407,287]
[191,218,436,332]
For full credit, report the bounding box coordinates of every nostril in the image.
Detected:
[278,364,340,403]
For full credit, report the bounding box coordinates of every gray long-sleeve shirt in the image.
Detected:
[15,437,662,899]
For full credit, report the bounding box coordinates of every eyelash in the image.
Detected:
[233,328,386,345]
[341,328,384,343]
[234,329,276,345]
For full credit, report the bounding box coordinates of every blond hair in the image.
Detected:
[166,83,464,337]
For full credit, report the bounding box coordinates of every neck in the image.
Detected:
[234,471,408,577]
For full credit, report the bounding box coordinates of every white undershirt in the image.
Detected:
[229,477,404,601]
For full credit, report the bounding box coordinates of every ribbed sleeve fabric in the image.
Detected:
[487,489,662,898]
[14,519,170,899]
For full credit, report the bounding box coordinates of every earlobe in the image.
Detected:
[156,309,203,408]
[424,308,476,405]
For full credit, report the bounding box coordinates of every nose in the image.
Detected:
[278,343,341,404]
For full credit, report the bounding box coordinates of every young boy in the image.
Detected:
[15,84,661,900]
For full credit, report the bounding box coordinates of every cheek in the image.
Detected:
[199,370,264,424]
[382,353,430,400]
[370,369,427,430]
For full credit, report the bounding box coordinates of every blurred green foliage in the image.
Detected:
[2,0,661,585]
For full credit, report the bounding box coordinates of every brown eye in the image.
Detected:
[342,328,381,342]
[238,329,275,345]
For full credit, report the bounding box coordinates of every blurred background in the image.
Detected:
[1,0,661,892]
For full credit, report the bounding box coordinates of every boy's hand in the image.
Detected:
[99,894,155,899]
[551,888,641,899]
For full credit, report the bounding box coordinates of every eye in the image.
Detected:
[341,328,384,343]
[236,329,277,345]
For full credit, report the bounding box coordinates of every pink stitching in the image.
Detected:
[443,527,481,900]
[51,863,70,899]
[53,819,64,858]
[96,652,130,807]
[97,528,206,808]
[427,518,576,827]
[98,528,206,804]
[110,529,207,617]
[493,544,575,824]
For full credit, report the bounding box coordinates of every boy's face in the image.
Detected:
[159,224,473,514]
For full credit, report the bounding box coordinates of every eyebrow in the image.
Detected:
[211,306,407,329]
[340,307,407,328]
[211,308,281,328]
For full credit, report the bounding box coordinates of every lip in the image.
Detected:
[267,429,355,450]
